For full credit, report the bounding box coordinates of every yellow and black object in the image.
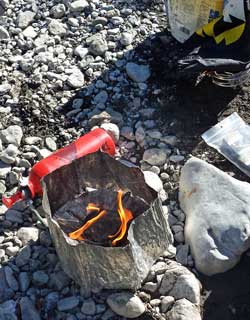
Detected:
[178,0,250,87]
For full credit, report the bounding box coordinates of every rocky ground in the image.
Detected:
[1,0,250,319]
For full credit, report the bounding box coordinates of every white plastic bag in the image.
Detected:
[202,113,250,177]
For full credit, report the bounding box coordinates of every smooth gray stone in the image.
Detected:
[57,296,79,311]
[19,272,30,292]
[20,297,41,320]
[159,261,200,305]
[4,266,19,291]
[167,299,201,320]
[107,292,145,319]
[17,227,39,245]
[0,125,23,146]
[126,63,151,83]
[15,245,31,267]
[180,157,250,275]
[0,268,14,303]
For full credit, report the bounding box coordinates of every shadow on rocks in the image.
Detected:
[149,28,240,150]
[58,27,239,163]
[199,254,250,320]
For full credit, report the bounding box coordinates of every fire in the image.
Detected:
[69,190,133,246]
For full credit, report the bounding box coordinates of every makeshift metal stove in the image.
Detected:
[42,151,172,292]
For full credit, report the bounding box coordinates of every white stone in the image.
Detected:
[150,261,168,275]
[120,32,134,46]
[168,274,201,304]
[143,171,163,193]
[74,46,88,59]
[17,11,36,29]
[107,292,145,319]
[0,161,11,178]
[142,282,158,293]
[161,296,175,313]
[143,148,167,166]
[22,26,37,38]
[0,181,6,195]
[0,26,9,40]
[0,144,19,164]
[69,0,89,12]
[49,20,67,36]
[179,157,250,275]
[88,35,108,56]
[67,69,85,88]
[100,123,120,143]
[0,83,11,95]
[0,0,9,9]
[150,299,161,307]
[17,227,39,245]
[50,4,66,18]
[68,17,79,27]
[45,137,57,151]
[159,261,201,305]
[6,246,19,257]
[167,299,201,320]
[126,63,151,83]
[149,166,161,175]
[1,125,23,146]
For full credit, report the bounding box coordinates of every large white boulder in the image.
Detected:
[179,157,250,275]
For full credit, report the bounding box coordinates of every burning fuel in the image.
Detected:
[69,190,134,246]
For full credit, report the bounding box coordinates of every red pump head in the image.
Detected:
[2,128,116,208]
[2,190,26,208]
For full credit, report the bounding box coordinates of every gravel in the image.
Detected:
[32,271,49,287]
[57,296,79,311]
[126,62,151,83]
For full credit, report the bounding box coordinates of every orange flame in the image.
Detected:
[68,190,133,246]
[109,190,133,246]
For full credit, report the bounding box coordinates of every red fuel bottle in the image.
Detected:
[2,128,116,208]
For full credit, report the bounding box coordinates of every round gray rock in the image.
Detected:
[126,63,151,83]
[100,123,120,143]
[143,148,167,166]
[179,157,250,275]
[69,0,88,12]
[32,271,49,287]
[0,144,19,164]
[0,26,9,40]
[0,125,23,146]
[17,227,39,245]
[57,296,79,311]
[67,69,85,88]
[107,292,145,319]
[167,299,201,320]
[143,171,163,193]
[17,11,36,29]
[49,20,67,36]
